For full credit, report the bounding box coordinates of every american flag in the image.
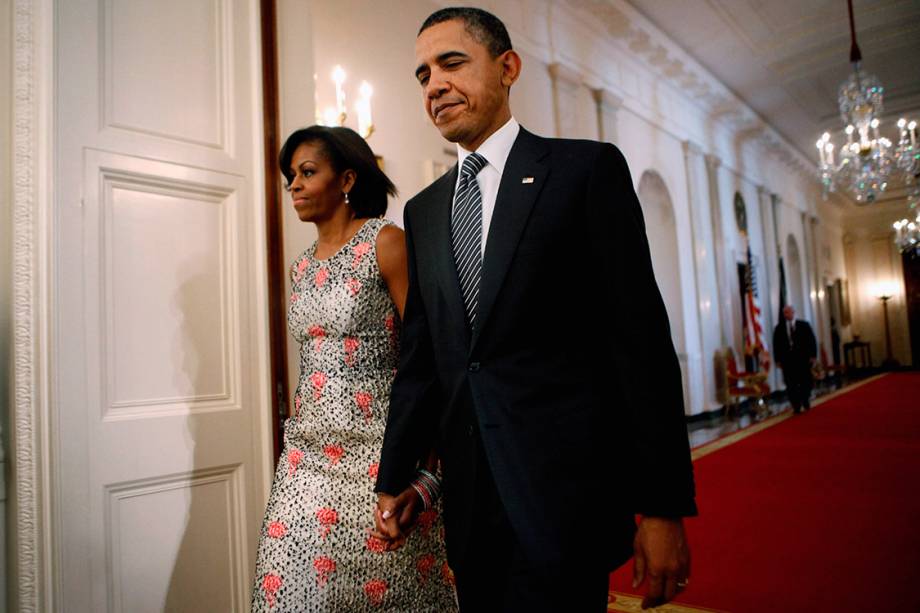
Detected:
[743,244,766,358]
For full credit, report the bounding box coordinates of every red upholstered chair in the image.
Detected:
[821,344,845,376]
[819,344,846,387]
[725,348,771,417]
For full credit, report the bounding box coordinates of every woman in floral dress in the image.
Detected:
[251,126,456,612]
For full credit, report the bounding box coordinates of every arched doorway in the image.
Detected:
[637,170,686,355]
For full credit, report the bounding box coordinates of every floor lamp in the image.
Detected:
[878,294,899,368]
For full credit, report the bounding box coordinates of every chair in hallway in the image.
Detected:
[819,343,846,388]
[722,348,771,418]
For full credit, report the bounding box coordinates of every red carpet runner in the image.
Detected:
[609,373,920,612]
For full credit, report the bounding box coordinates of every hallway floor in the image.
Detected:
[687,375,854,449]
[610,372,920,612]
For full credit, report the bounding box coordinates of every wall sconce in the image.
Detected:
[315,65,375,139]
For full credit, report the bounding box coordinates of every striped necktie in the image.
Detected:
[451,152,488,328]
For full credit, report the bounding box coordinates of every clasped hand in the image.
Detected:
[632,516,691,609]
[370,488,421,551]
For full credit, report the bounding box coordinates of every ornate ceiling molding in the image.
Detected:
[563,0,820,186]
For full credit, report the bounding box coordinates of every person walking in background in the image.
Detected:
[373,7,696,611]
[251,126,456,612]
[772,305,818,413]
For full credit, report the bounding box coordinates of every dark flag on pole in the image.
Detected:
[778,256,788,314]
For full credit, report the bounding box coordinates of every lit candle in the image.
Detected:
[816,139,826,165]
[322,106,339,127]
[859,124,870,150]
[846,125,854,145]
[825,142,834,166]
[909,121,917,147]
[332,65,347,121]
[356,81,374,137]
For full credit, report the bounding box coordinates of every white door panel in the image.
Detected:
[55,1,269,611]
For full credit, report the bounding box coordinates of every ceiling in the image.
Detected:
[626,0,920,171]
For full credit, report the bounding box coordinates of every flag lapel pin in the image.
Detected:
[521,177,534,184]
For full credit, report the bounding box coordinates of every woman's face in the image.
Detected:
[287,141,346,223]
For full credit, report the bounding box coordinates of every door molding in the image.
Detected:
[259,0,287,464]
[12,0,55,610]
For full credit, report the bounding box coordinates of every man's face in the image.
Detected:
[414,19,513,150]
[783,305,795,321]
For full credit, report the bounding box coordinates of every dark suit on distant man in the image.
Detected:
[374,8,696,611]
[773,305,817,412]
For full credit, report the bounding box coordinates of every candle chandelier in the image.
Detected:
[816,0,919,205]
[315,65,375,139]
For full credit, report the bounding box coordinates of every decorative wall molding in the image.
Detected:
[12,0,47,610]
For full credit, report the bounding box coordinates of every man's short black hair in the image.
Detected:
[419,7,512,58]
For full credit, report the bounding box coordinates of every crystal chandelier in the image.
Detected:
[893,183,920,254]
[891,117,920,254]
[816,0,917,204]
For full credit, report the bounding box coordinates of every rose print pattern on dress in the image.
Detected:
[364,580,388,607]
[267,521,286,539]
[262,574,282,608]
[323,444,344,466]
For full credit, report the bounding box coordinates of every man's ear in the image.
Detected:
[499,50,522,88]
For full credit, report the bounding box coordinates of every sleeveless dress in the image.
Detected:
[251,218,457,612]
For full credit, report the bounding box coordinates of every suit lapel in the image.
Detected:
[472,129,550,350]
[419,164,471,341]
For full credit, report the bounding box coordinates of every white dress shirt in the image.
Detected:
[454,117,521,257]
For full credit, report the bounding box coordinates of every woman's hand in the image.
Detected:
[372,488,422,551]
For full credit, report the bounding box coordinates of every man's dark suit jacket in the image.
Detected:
[376,128,696,572]
[772,319,817,373]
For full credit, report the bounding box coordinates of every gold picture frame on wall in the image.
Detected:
[836,278,851,327]
[734,192,748,235]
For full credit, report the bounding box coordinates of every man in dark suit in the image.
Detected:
[374,7,696,611]
[772,305,818,413]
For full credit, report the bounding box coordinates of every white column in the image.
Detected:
[808,215,829,353]
[705,153,733,347]
[548,62,563,138]
[547,62,594,139]
[683,141,722,412]
[801,211,816,324]
[592,87,623,145]
[757,186,780,391]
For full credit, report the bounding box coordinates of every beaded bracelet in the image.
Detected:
[410,468,442,511]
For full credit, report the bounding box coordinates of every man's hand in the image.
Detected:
[632,516,690,609]
[372,489,421,551]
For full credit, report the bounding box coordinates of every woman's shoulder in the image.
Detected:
[374,221,406,279]
[375,221,404,243]
[375,222,405,258]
